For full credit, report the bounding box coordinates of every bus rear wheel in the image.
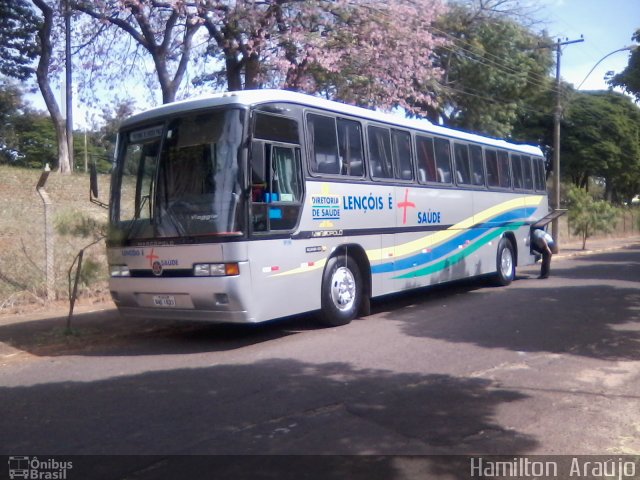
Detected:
[495,237,515,286]
[318,255,362,327]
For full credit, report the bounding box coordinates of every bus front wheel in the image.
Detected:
[318,255,362,327]
[495,237,515,286]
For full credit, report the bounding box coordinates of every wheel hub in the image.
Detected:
[330,266,356,311]
[501,248,513,277]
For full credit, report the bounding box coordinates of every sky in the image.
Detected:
[535,0,640,90]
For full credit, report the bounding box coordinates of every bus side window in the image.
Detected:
[337,118,365,177]
[254,111,299,144]
[392,130,413,181]
[521,155,534,190]
[485,149,499,188]
[271,146,302,202]
[250,142,302,232]
[497,150,511,189]
[368,125,394,179]
[469,144,485,187]
[454,143,471,185]
[251,141,267,202]
[307,113,340,175]
[533,157,547,191]
[269,146,302,230]
[434,138,452,184]
[511,154,524,189]
[416,136,436,183]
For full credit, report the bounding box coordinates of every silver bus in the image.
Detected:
[104,90,549,326]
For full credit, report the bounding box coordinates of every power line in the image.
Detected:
[438,84,556,119]
[361,0,560,94]
[431,26,559,94]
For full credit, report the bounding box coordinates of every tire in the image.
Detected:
[318,255,362,327]
[495,237,515,286]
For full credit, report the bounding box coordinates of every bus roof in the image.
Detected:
[122,89,544,156]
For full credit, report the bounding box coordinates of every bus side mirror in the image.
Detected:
[90,161,109,209]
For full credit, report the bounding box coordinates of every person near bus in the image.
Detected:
[532,228,555,279]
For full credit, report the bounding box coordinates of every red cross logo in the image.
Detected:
[398,188,416,225]
[145,248,159,268]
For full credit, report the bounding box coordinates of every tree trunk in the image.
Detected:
[244,54,260,90]
[582,224,590,250]
[33,0,72,174]
[225,51,243,91]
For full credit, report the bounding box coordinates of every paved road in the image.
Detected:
[1,243,639,477]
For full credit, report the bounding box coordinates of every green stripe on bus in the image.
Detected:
[392,223,526,280]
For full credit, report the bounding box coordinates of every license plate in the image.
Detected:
[153,295,176,307]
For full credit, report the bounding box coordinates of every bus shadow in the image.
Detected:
[0,277,499,358]
[369,274,503,317]
[381,246,640,361]
[1,358,538,459]
[0,308,321,358]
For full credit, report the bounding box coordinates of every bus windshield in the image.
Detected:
[110,108,246,242]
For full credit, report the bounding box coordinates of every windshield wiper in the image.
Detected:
[120,194,151,241]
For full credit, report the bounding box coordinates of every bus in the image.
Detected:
[101,89,549,327]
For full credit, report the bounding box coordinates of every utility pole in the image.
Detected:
[64,0,74,172]
[546,37,583,249]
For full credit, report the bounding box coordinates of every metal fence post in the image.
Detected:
[36,164,55,301]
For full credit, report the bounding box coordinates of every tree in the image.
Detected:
[425,0,554,137]
[72,0,203,104]
[196,0,272,92]
[290,0,447,113]
[13,110,58,169]
[0,0,40,80]
[0,79,24,164]
[561,90,640,204]
[1,0,75,173]
[0,78,59,169]
[97,100,136,159]
[195,0,448,114]
[510,77,558,171]
[31,0,74,173]
[608,29,640,102]
[566,185,618,250]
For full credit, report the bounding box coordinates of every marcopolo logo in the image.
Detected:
[8,456,73,479]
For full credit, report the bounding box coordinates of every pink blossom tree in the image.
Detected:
[196,0,448,115]
[291,1,447,114]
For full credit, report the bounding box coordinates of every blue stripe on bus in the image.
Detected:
[392,225,524,280]
[370,207,535,275]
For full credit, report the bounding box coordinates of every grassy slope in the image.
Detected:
[0,165,110,310]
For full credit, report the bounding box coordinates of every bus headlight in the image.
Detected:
[194,263,239,277]
[110,265,131,277]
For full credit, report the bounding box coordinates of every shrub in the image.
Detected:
[567,186,619,250]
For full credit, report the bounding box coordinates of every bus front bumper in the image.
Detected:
[108,273,257,324]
